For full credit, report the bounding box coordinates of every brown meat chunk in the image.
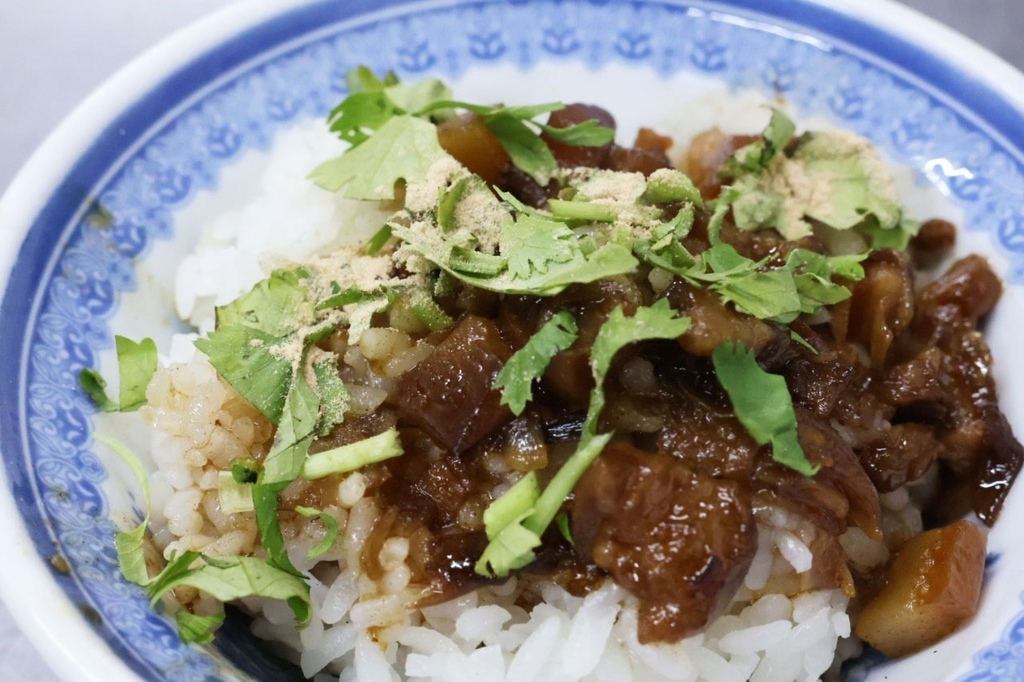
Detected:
[680,128,759,200]
[971,409,1024,525]
[836,249,915,368]
[917,255,1001,331]
[936,330,997,474]
[436,113,510,186]
[876,347,946,413]
[858,423,941,493]
[417,528,500,606]
[784,352,858,419]
[605,144,671,176]
[910,218,957,253]
[571,442,757,643]
[397,315,513,454]
[666,279,778,357]
[542,103,616,169]
[539,278,643,406]
[655,390,760,480]
[755,409,882,540]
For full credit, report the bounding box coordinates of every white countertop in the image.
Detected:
[0,1,1022,679]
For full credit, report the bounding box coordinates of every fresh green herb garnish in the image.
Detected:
[719,108,904,241]
[391,178,638,297]
[145,552,311,627]
[420,100,614,184]
[311,116,448,200]
[295,506,341,559]
[231,457,259,484]
[176,610,226,645]
[252,482,300,577]
[218,471,254,515]
[475,472,543,576]
[79,336,157,412]
[711,340,818,476]
[861,218,922,250]
[476,299,692,577]
[407,288,455,332]
[194,325,293,424]
[634,202,865,323]
[555,511,574,545]
[718,107,795,178]
[313,70,615,194]
[301,428,404,480]
[97,433,153,587]
[99,433,311,644]
[494,311,578,415]
[262,372,321,485]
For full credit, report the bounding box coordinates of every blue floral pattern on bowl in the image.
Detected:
[2,0,1023,680]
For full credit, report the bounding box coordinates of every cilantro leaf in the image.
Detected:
[483,113,560,184]
[719,107,796,178]
[252,482,300,576]
[311,115,448,200]
[390,200,638,296]
[115,336,158,411]
[146,554,311,627]
[79,336,157,413]
[194,325,293,424]
[722,123,904,240]
[712,266,802,322]
[536,118,615,147]
[861,218,921,250]
[216,268,313,337]
[385,77,453,118]
[785,248,867,313]
[144,550,202,603]
[78,369,117,412]
[327,90,401,147]
[711,341,818,476]
[262,372,320,486]
[312,356,350,437]
[500,214,579,279]
[494,311,579,415]
[344,65,398,94]
[327,71,451,146]
[633,211,864,322]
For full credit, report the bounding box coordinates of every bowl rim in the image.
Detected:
[0,0,1022,680]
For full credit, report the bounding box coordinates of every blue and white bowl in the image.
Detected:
[1,1,1023,680]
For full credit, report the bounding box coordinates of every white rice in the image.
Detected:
[138,119,925,681]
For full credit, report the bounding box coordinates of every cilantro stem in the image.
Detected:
[301,428,404,480]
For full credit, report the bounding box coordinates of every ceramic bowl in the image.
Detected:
[1,1,1023,680]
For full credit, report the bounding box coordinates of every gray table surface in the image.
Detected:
[1,1,1022,679]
